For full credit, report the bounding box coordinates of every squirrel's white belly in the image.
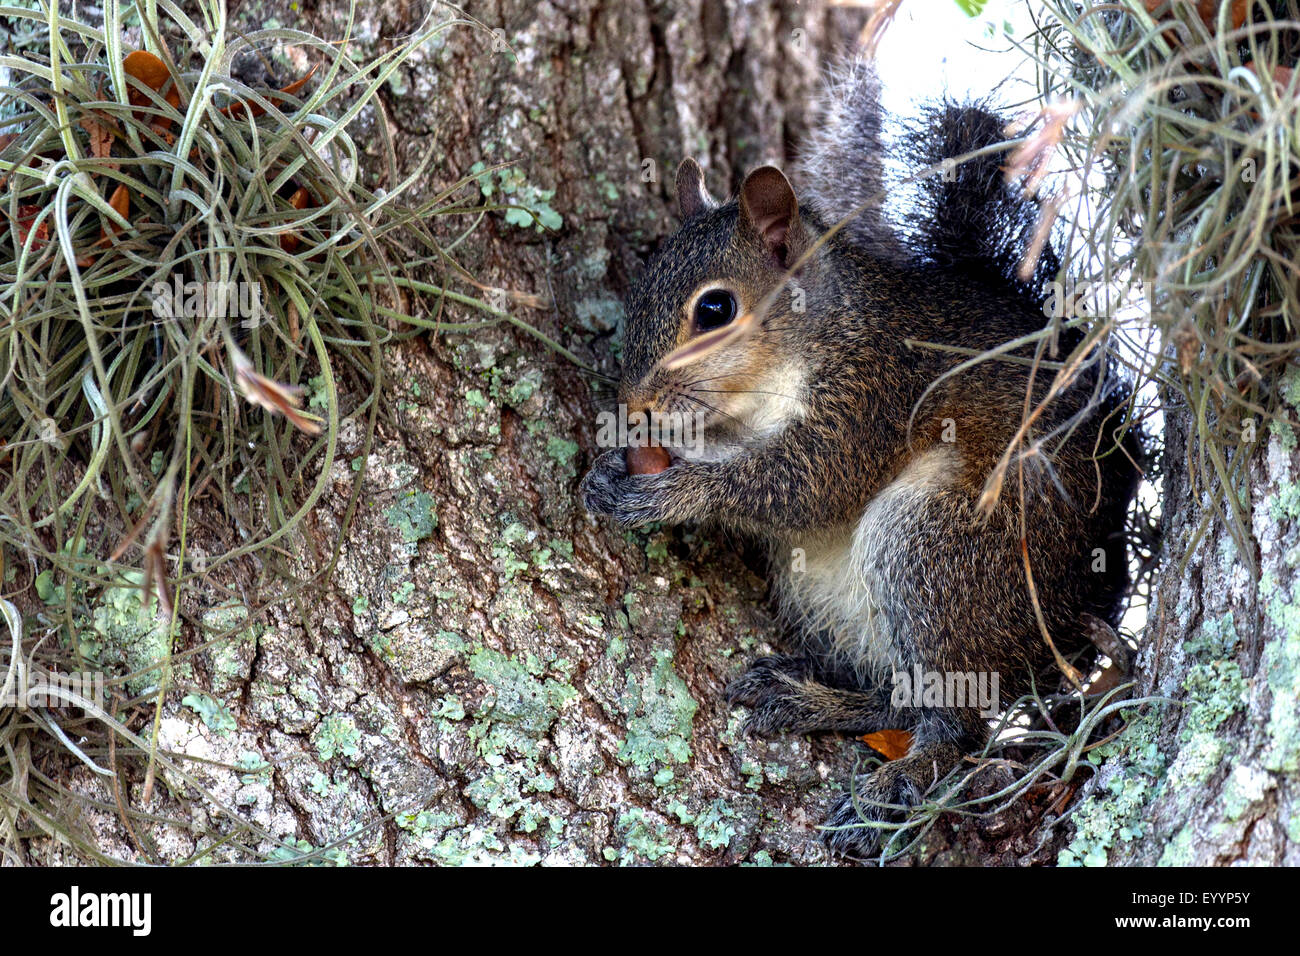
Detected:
[775,445,957,672]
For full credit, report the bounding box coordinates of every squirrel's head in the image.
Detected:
[619,158,821,459]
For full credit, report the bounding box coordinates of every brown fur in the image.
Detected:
[581,96,1138,858]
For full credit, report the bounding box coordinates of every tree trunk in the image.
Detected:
[30,0,944,866]
[35,0,1289,869]
[1060,397,1300,866]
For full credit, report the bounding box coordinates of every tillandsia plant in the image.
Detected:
[0,0,563,862]
[1028,0,1300,568]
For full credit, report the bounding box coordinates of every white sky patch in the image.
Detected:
[874,0,1041,113]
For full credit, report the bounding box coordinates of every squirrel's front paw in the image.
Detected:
[579,448,694,527]
[725,655,816,735]
[579,448,628,518]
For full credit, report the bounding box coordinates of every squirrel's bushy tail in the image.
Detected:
[795,57,1060,302]
[793,57,905,263]
[898,101,1061,302]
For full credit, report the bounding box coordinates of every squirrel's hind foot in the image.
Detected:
[820,741,963,860]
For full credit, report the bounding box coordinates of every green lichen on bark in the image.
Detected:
[1063,404,1300,865]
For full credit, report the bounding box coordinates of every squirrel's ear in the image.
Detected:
[676,158,716,220]
[739,165,802,266]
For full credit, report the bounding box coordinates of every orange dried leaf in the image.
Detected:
[278,63,319,99]
[124,49,181,132]
[108,182,129,218]
[124,50,171,101]
[1144,0,1248,33]
[1204,0,1249,30]
[1086,660,1126,698]
[860,729,913,762]
[77,183,132,267]
[232,348,323,435]
[1248,62,1296,94]
[14,204,49,248]
[105,182,129,235]
[80,112,117,163]
[279,186,313,252]
[141,534,173,620]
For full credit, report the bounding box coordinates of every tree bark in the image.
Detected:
[29,0,931,866]
[34,0,1290,869]
[1059,397,1300,866]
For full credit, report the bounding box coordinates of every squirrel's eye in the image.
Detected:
[693,289,737,333]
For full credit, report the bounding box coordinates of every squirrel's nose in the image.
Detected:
[619,380,658,414]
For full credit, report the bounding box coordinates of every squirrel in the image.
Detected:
[580,56,1140,859]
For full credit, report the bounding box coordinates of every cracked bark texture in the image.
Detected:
[26,0,984,867]
[1059,397,1300,866]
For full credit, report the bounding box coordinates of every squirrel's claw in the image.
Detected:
[578,448,627,519]
[725,655,815,736]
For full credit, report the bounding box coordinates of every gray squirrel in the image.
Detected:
[580,57,1139,858]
